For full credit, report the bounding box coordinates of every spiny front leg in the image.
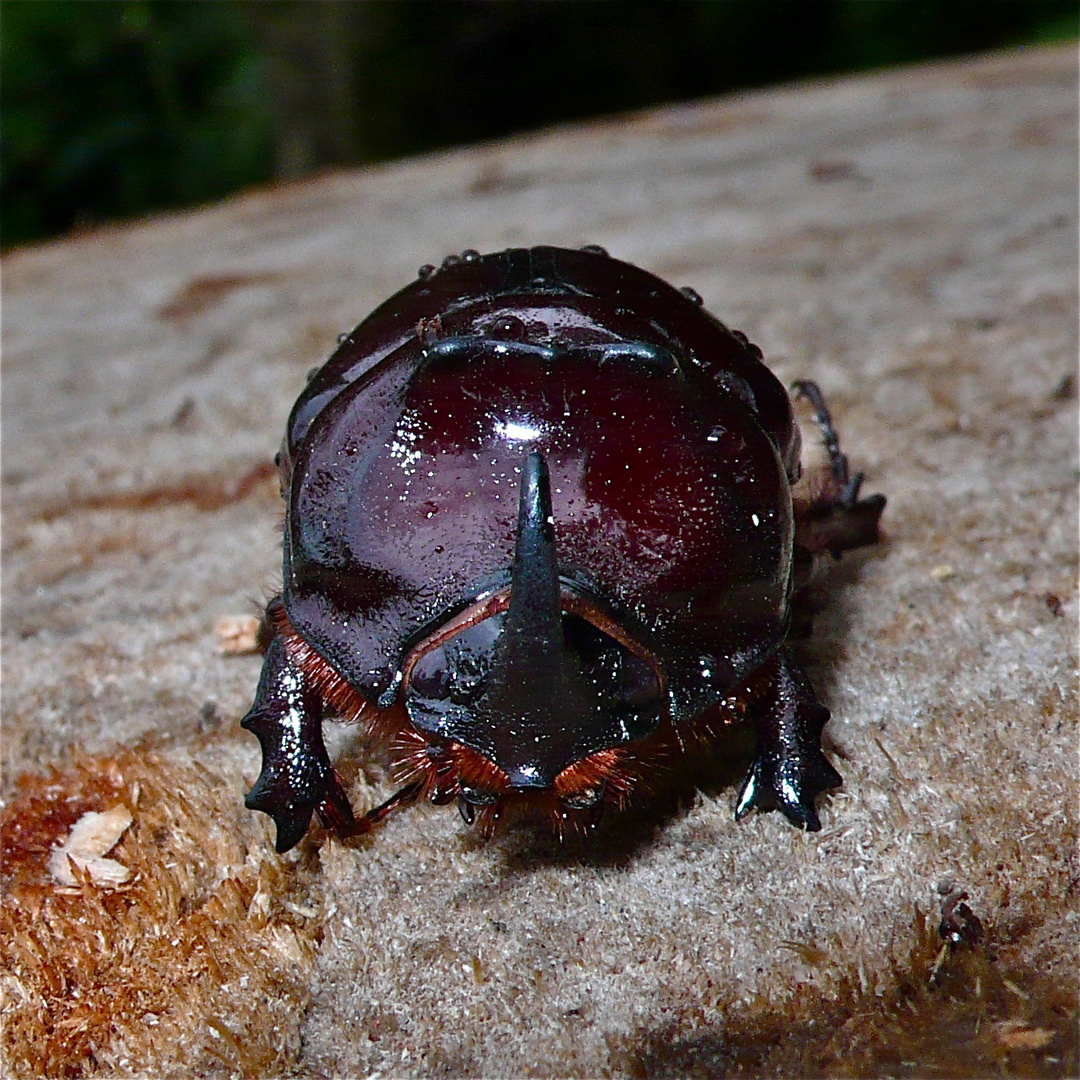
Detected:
[735,650,842,831]
[241,624,356,852]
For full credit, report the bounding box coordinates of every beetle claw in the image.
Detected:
[735,750,842,832]
[735,651,842,832]
[791,378,886,556]
[243,734,357,853]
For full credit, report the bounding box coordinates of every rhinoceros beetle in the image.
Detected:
[242,245,885,853]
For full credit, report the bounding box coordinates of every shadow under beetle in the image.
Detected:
[242,245,885,852]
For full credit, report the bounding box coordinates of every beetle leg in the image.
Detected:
[791,379,886,557]
[361,780,425,828]
[735,651,842,831]
[241,628,356,853]
[791,380,853,499]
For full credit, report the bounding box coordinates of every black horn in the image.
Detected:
[498,450,563,665]
[402,447,663,790]
[475,450,603,788]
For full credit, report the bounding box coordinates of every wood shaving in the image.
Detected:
[48,804,133,886]
[214,613,261,655]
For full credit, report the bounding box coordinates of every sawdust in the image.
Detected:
[1,748,323,1078]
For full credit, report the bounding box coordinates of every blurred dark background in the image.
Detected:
[2,0,1076,249]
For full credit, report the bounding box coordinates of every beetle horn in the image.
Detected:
[403,447,664,791]
[475,449,603,788]
[500,450,564,666]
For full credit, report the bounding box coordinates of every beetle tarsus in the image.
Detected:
[791,379,850,486]
[791,379,885,557]
[241,632,356,852]
[363,780,426,829]
[735,652,841,832]
[839,470,864,510]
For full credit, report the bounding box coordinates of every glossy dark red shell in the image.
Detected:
[281,246,800,725]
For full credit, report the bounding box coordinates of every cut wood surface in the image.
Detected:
[2,45,1076,1078]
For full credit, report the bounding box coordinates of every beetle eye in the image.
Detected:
[408,663,451,702]
[492,315,526,340]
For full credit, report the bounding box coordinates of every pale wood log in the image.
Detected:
[2,45,1076,1077]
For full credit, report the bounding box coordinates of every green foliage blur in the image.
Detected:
[2,0,1076,249]
[1,1,272,246]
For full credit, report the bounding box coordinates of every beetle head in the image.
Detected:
[402,450,665,823]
